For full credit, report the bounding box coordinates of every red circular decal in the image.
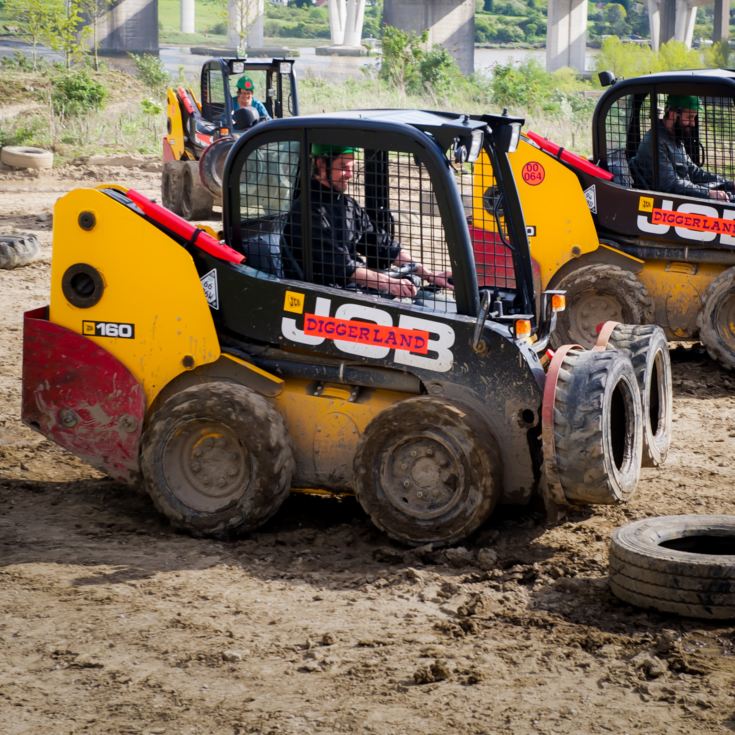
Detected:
[522,161,545,186]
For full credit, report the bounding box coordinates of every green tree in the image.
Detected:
[78,0,113,71]
[47,0,90,70]
[4,0,58,69]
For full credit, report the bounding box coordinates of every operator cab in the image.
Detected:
[221,109,536,325]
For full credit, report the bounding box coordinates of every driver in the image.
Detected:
[631,94,733,200]
[234,76,270,121]
[283,144,451,297]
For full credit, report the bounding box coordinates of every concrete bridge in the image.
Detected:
[95,0,731,75]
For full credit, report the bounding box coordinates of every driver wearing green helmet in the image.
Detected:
[631,94,733,200]
[234,76,270,121]
[283,144,452,298]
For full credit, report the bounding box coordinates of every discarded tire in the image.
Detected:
[1,145,53,170]
[141,381,294,538]
[551,347,643,504]
[354,397,501,546]
[697,266,735,370]
[609,515,735,619]
[0,233,41,269]
[607,324,673,467]
[551,264,654,348]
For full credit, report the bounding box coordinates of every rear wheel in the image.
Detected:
[141,382,294,538]
[697,266,735,369]
[552,264,654,348]
[181,160,214,221]
[161,161,183,215]
[607,324,672,467]
[353,397,501,547]
[552,348,642,504]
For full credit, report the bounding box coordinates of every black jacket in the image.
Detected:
[283,179,401,287]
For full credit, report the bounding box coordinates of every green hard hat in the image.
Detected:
[666,94,700,111]
[236,76,255,92]
[311,144,358,157]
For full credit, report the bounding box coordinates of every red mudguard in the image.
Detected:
[525,130,614,181]
[21,306,146,484]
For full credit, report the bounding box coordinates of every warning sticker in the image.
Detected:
[583,185,597,214]
[521,161,545,186]
[284,290,305,314]
[303,314,430,354]
[638,196,654,213]
[200,269,219,310]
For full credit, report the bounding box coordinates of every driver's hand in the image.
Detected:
[427,271,453,289]
[387,278,417,298]
[709,189,730,201]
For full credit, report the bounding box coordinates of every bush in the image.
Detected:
[51,70,108,118]
[130,53,169,96]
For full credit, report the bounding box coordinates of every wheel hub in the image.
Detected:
[163,421,250,513]
[380,434,464,520]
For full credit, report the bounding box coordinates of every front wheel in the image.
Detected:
[141,382,294,538]
[697,266,735,369]
[353,397,501,547]
[551,264,654,348]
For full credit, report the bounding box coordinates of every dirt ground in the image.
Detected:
[1,161,734,735]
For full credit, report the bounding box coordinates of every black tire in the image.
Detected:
[697,266,735,370]
[161,161,183,215]
[551,264,654,348]
[140,382,294,538]
[609,515,735,620]
[180,160,214,221]
[607,324,672,467]
[0,233,40,269]
[353,397,501,547]
[552,348,643,504]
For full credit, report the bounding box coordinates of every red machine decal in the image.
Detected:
[304,314,430,354]
[522,161,545,186]
[651,207,735,235]
[21,307,146,484]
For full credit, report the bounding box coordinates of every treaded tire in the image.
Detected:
[1,145,53,170]
[609,515,735,619]
[141,382,294,538]
[697,266,735,370]
[553,348,642,504]
[181,160,214,221]
[353,397,501,547]
[0,233,40,269]
[551,264,654,348]
[161,161,184,215]
[607,324,672,467]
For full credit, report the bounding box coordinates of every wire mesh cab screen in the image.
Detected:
[234,132,518,314]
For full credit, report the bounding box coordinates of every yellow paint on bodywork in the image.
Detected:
[165,88,185,160]
[49,187,220,407]
[274,379,407,490]
[507,138,604,288]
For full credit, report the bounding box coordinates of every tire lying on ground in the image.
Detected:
[0,233,41,269]
[607,324,673,467]
[609,515,735,620]
[551,347,643,505]
[1,145,54,170]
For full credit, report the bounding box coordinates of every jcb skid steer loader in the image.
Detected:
[22,109,670,546]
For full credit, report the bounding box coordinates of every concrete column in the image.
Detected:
[98,0,159,54]
[546,0,588,72]
[343,0,366,48]
[328,0,346,45]
[228,0,265,52]
[674,0,698,46]
[180,0,194,34]
[383,0,475,75]
[713,0,730,42]
[647,0,707,49]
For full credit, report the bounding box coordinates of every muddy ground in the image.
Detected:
[1,162,734,735]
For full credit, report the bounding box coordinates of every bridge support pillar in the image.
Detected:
[546,0,588,72]
[98,0,158,54]
[713,0,731,43]
[327,0,366,48]
[228,0,265,53]
[646,0,708,49]
[180,0,194,34]
[383,0,475,75]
